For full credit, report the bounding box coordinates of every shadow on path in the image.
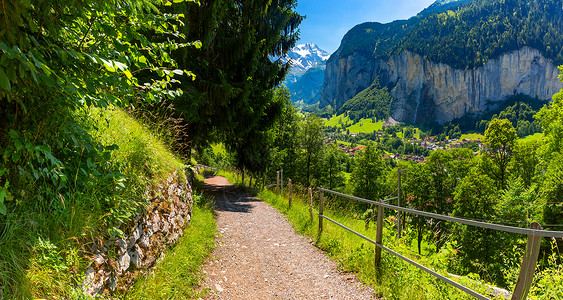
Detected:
[201,174,260,213]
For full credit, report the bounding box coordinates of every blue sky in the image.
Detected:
[295,0,436,54]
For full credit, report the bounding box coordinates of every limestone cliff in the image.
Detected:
[320,47,562,124]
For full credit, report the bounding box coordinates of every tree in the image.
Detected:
[320,144,347,191]
[482,118,517,189]
[172,0,303,153]
[535,68,563,231]
[298,115,325,187]
[509,140,540,187]
[268,87,300,181]
[452,165,502,284]
[536,68,563,156]
[404,163,433,255]
[351,143,389,201]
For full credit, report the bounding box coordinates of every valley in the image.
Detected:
[2,0,562,299]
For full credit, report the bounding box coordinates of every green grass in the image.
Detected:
[519,132,543,142]
[127,196,216,299]
[325,113,352,127]
[1,105,190,299]
[460,133,484,140]
[336,140,352,146]
[87,106,186,182]
[325,114,385,134]
[347,118,384,133]
[258,189,505,299]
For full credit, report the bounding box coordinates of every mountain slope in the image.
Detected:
[283,43,330,84]
[282,43,330,104]
[321,0,563,124]
[287,63,326,104]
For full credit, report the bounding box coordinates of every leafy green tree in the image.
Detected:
[452,165,501,284]
[509,140,540,187]
[404,163,433,255]
[320,144,347,191]
[268,87,300,181]
[538,153,563,231]
[351,143,389,200]
[496,179,541,225]
[297,115,325,187]
[535,68,563,231]
[405,149,474,253]
[482,118,517,189]
[536,70,563,155]
[403,126,415,139]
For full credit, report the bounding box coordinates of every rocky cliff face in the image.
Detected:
[321,47,562,124]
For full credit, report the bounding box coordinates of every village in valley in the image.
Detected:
[325,129,483,163]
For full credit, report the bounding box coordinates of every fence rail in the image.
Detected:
[269,170,558,300]
[321,214,490,300]
[318,187,563,239]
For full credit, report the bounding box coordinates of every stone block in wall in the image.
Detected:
[81,170,194,296]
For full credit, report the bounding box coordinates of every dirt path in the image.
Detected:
[199,174,374,299]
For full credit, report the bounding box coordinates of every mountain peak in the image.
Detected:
[283,43,331,75]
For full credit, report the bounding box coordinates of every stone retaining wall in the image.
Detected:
[82,171,194,295]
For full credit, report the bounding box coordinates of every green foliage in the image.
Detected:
[397,0,563,69]
[509,139,541,187]
[173,0,303,151]
[319,144,347,191]
[451,165,506,284]
[536,68,563,155]
[351,143,390,201]
[483,118,518,188]
[0,104,188,298]
[297,115,326,187]
[128,198,216,299]
[335,0,563,69]
[338,78,393,121]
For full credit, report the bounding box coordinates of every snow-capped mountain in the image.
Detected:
[283,43,330,83]
[282,43,331,104]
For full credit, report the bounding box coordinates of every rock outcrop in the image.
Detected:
[82,171,193,296]
[321,47,562,124]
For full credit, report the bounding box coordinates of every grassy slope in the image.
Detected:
[258,189,505,299]
[325,114,384,134]
[127,195,216,299]
[2,105,211,299]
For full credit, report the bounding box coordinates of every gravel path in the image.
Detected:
[199,175,374,299]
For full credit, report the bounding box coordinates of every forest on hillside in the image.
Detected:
[334,0,563,69]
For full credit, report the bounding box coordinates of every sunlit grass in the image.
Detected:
[87,106,186,182]
[128,197,216,299]
[347,118,384,133]
[460,133,484,140]
[258,188,505,299]
[3,105,190,299]
[519,132,543,142]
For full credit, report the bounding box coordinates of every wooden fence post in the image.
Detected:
[280,169,284,195]
[511,222,543,300]
[276,171,280,193]
[318,187,324,234]
[375,201,384,266]
[288,179,292,209]
[308,187,314,221]
[397,168,402,239]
